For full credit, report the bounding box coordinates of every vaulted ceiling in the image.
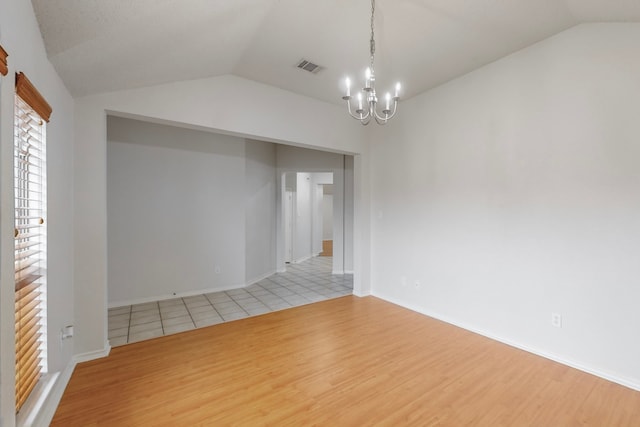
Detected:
[31,0,640,104]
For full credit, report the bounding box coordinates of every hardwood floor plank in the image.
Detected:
[52,296,640,426]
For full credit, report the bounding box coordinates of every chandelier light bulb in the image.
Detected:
[395,82,401,98]
[345,77,351,97]
[385,92,391,111]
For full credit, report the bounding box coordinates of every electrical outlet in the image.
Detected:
[551,313,562,328]
[215,266,221,274]
[414,280,421,290]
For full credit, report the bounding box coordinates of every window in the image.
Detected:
[14,72,51,413]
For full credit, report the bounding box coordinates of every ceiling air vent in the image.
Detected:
[296,59,323,74]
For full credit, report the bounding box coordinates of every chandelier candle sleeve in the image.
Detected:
[341,0,401,125]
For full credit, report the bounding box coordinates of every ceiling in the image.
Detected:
[31,0,640,104]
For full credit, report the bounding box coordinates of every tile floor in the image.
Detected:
[108,257,353,347]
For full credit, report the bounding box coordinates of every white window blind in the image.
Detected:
[14,94,47,413]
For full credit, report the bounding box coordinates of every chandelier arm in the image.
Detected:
[383,100,399,121]
[372,99,399,124]
[345,98,370,121]
[372,109,389,125]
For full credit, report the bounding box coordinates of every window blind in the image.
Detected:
[14,94,47,413]
[0,44,8,76]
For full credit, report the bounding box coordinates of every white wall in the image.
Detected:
[107,117,249,306]
[74,75,367,357]
[312,173,333,255]
[0,1,75,425]
[370,23,640,390]
[245,139,277,284]
[322,190,334,241]
[344,156,354,273]
[293,173,312,262]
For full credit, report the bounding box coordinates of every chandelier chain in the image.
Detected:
[370,0,375,71]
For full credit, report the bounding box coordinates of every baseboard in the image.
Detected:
[293,255,313,264]
[245,270,277,287]
[352,290,370,298]
[29,360,76,427]
[108,272,285,308]
[108,284,245,308]
[24,344,112,426]
[73,344,111,364]
[332,270,345,275]
[373,291,640,393]
[344,270,354,274]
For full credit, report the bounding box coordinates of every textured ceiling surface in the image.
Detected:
[31,0,640,103]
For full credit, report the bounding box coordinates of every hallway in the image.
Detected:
[107,257,353,346]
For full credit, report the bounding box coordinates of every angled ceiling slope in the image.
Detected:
[31,0,640,104]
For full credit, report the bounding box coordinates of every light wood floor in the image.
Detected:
[320,240,332,257]
[52,296,640,426]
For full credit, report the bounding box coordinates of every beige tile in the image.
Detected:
[131,302,159,312]
[160,308,190,319]
[158,298,184,307]
[221,312,249,322]
[192,311,223,322]
[162,316,193,328]
[163,322,196,335]
[128,328,164,343]
[129,321,162,334]
[109,336,128,347]
[108,320,130,331]
[108,327,128,339]
[187,305,216,315]
[237,300,266,310]
[216,305,244,315]
[246,306,271,316]
[184,295,210,307]
[108,312,130,322]
[108,306,131,316]
[206,293,232,303]
[130,312,161,325]
[194,316,224,328]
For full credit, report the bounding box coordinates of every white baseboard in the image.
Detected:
[30,361,76,427]
[108,270,284,308]
[21,344,112,426]
[73,344,111,364]
[108,284,245,308]
[245,270,277,287]
[294,255,313,264]
[332,270,345,275]
[373,291,640,393]
[352,290,370,298]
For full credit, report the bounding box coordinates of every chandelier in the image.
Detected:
[342,0,401,125]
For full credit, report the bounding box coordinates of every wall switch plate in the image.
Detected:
[551,313,562,328]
